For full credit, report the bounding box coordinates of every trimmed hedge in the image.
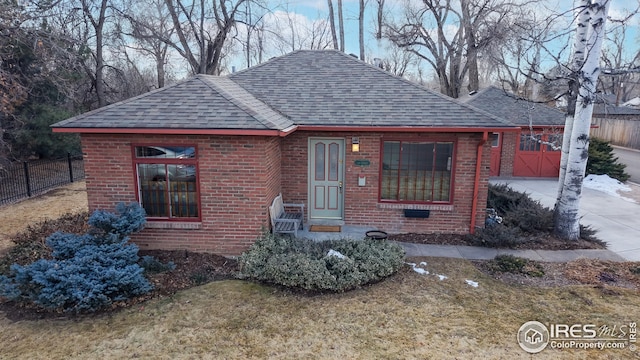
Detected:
[0,203,153,313]
[239,234,405,292]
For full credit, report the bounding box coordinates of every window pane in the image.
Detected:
[328,143,339,181]
[520,134,541,151]
[546,134,562,152]
[491,133,500,147]
[138,165,169,217]
[136,146,195,159]
[168,167,198,218]
[381,141,452,203]
[315,143,325,181]
[135,146,199,219]
[433,143,453,202]
[382,142,400,200]
[138,163,167,182]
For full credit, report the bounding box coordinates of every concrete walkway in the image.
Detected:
[300,178,640,262]
[397,242,626,262]
[491,178,640,261]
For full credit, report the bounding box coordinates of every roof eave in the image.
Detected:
[295,125,521,132]
[52,126,298,137]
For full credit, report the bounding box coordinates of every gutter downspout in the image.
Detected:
[470,131,488,234]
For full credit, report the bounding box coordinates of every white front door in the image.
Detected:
[308,138,344,220]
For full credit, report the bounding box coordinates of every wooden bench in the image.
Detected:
[269,193,304,237]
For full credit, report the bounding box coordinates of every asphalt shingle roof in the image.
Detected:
[229,50,513,128]
[54,50,517,132]
[593,103,640,116]
[463,86,566,126]
[53,75,294,131]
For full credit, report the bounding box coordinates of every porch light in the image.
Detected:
[352,137,360,152]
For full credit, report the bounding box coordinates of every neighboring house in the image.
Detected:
[463,86,566,177]
[52,50,518,256]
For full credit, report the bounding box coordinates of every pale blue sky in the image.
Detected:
[247,0,640,65]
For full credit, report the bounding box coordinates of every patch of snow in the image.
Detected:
[327,249,346,259]
[465,279,479,288]
[583,174,634,201]
[436,274,448,281]
[419,261,427,266]
[407,262,429,275]
[413,267,429,275]
[623,97,640,107]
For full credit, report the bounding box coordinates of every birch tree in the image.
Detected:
[556,0,591,206]
[554,0,611,240]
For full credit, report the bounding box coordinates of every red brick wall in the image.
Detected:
[281,131,490,234]
[80,131,491,254]
[500,132,517,177]
[80,134,281,256]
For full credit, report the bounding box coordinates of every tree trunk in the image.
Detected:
[359,0,365,60]
[327,0,338,50]
[337,0,344,52]
[460,0,478,94]
[556,0,591,204]
[375,0,384,40]
[555,0,610,240]
[93,0,109,108]
[156,58,165,88]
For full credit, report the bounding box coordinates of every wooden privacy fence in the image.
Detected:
[591,117,640,150]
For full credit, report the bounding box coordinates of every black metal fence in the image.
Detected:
[0,153,85,206]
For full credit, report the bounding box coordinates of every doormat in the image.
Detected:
[309,225,342,232]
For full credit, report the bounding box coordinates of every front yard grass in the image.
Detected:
[2,256,639,359]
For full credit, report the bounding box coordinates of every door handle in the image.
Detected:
[338,181,343,194]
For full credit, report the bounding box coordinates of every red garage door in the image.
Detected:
[514,132,561,177]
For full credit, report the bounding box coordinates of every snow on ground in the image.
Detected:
[413,267,429,275]
[583,174,635,202]
[327,249,347,259]
[407,262,447,279]
[465,280,479,288]
[407,262,429,274]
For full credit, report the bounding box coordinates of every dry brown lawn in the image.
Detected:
[0,181,88,253]
[2,258,639,359]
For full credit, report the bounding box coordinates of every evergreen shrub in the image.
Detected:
[239,233,405,292]
[487,254,545,277]
[0,203,153,313]
[587,138,629,182]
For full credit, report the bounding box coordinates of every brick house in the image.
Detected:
[53,50,518,256]
[463,86,566,177]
